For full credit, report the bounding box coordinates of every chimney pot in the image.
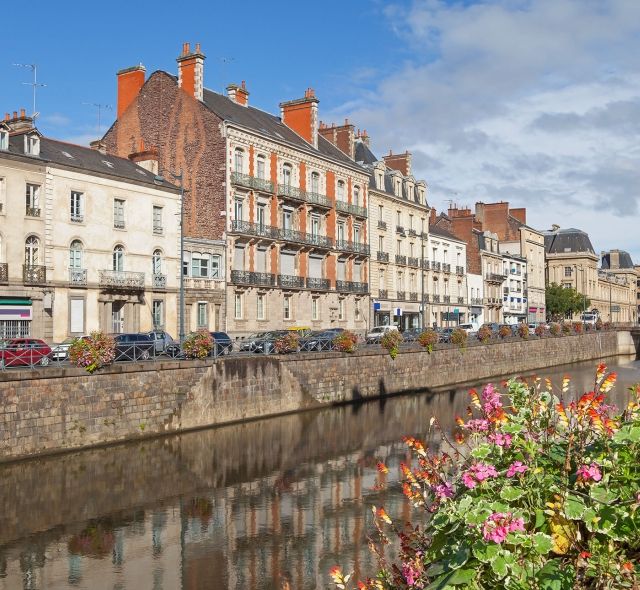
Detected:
[195,42,201,53]
[344,118,348,125]
[241,80,246,90]
[4,113,9,121]
[13,111,17,119]
[185,42,191,54]
[20,108,26,119]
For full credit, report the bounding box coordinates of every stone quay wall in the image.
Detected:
[0,331,632,462]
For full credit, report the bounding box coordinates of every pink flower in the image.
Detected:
[482,512,525,543]
[402,562,421,586]
[462,472,477,489]
[465,419,490,432]
[433,482,454,499]
[488,432,512,447]
[482,383,502,414]
[506,461,528,477]
[576,463,602,483]
[462,462,498,488]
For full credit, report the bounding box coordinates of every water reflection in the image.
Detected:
[0,356,638,589]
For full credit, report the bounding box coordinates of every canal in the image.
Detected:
[0,355,638,589]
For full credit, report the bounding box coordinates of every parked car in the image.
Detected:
[238,332,269,353]
[0,338,52,368]
[457,323,478,334]
[299,328,344,352]
[113,333,155,361]
[439,328,455,343]
[481,322,500,335]
[210,331,233,356]
[51,337,77,361]
[365,325,399,344]
[286,326,312,338]
[147,330,175,354]
[253,330,289,354]
[402,327,424,342]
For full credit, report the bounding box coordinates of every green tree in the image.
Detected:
[545,283,590,320]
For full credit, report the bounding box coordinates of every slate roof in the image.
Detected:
[5,132,178,190]
[601,250,635,269]
[354,140,378,165]
[429,224,464,243]
[543,228,595,255]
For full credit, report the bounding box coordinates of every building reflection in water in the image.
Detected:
[0,357,637,590]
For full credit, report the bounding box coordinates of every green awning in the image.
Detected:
[0,298,32,305]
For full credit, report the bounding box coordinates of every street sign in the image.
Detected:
[394,308,403,316]
[373,302,381,311]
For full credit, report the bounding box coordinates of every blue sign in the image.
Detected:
[373,301,381,311]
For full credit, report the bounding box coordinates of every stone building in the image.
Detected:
[501,253,528,324]
[600,250,638,324]
[104,44,370,337]
[0,110,180,342]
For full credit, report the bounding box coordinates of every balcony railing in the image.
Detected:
[410,292,418,301]
[432,261,442,271]
[99,270,145,290]
[114,220,125,229]
[230,270,276,287]
[422,294,430,303]
[0,263,7,284]
[471,297,483,305]
[232,171,275,194]
[69,268,87,286]
[377,251,389,263]
[153,273,167,289]
[278,274,305,289]
[231,220,334,249]
[71,214,84,223]
[335,200,368,218]
[442,263,451,273]
[377,220,387,230]
[306,277,330,290]
[457,296,465,304]
[456,265,465,275]
[432,294,441,303]
[395,254,407,265]
[153,225,163,235]
[23,264,47,285]
[486,273,507,283]
[397,290,406,300]
[336,240,370,255]
[26,206,41,217]
[231,219,279,239]
[379,289,388,299]
[421,259,431,270]
[396,225,405,235]
[277,183,305,202]
[336,280,368,294]
[444,295,451,303]
[408,229,417,237]
[305,191,332,209]
[408,256,419,267]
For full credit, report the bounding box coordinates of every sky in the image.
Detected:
[2,0,639,261]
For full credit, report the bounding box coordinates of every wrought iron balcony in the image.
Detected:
[471,297,483,305]
[335,200,368,218]
[26,206,41,217]
[336,280,368,294]
[231,219,279,239]
[457,296,465,304]
[443,263,451,273]
[231,171,275,194]
[432,294,441,303]
[114,220,125,229]
[99,270,145,290]
[69,268,87,286]
[486,273,507,283]
[395,254,407,265]
[336,240,370,255]
[378,289,388,299]
[377,251,389,263]
[377,220,387,230]
[410,292,418,301]
[153,224,163,235]
[397,290,406,300]
[278,274,305,288]
[277,183,305,202]
[23,264,46,285]
[422,294,430,303]
[71,214,84,223]
[306,277,330,290]
[408,229,417,237]
[305,191,332,209]
[283,228,334,249]
[0,263,7,284]
[153,273,167,289]
[396,225,405,235]
[444,295,451,303]
[456,265,465,275]
[421,259,431,270]
[432,261,441,271]
[230,270,276,287]
[408,256,419,267]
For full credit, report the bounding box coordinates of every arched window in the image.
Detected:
[152,249,162,275]
[353,185,360,206]
[69,240,83,269]
[25,235,39,265]
[310,172,320,193]
[113,245,124,272]
[256,154,266,179]
[234,148,244,174]
[337,180,345,201]
[282,163,292,187]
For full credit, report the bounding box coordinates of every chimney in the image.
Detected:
[280,88,319,148]
[383,150,412,176]
[177,42,206,102]
[356,128,371,148]
[4,108,34,132]
[90,139,107,155]
[227,80,249,106]
[429,208,437,226]
[128,139,160,174]
[510,207,526,225]
[318,118,355,159]
[116,64,146,118]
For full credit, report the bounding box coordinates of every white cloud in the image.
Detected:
[329,0,640,260]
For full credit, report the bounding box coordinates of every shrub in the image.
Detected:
[477,325,492,343]
[450,328,468,349]
[332,365,640,590]
[549,322,561,336]
[182,329,213,359]
[595,318,603,330]
[498,325,511,339]
[417,329,439,353]
[332,330,358,353]
[535,324,545,338]
[562,322,572,334]
[584,322,592,332]
[517,322,529,339]
[381,330,403,359]
[274,331,300,354]
[68,331,115,374]
[604,321,612,330]
[573,321,583,334]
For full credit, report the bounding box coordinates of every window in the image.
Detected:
[234,294,243,319]
[69,240,83,269]
[153,206,163,233]
[283,295,292,320]
[281,209,293,231]
[234,198,244,221]
[70,191,84,222]
[25,235,40,265]
[0,129,8,151]
[378,236,384,252]
[211,255,221,278]
[25,134,40,156]
[354,224,361,244]
[69,298,85,334]
[310,172,320,193]
[312,297,319,321]
[337,180,345,201]
[397,240,402,255]
[282,163,292,186]
[152,249,162,275]
[234,148,244,173]
[256,155,266,179]
[197,302,208,327]
[113,245,124,272]
[234,245,245,271]
[338,298,345,320]
[257,294,266,320]
[378,205,383,220]
[353,185,360,205]
[257,203,266,229]
[152,300,164,329]
[310,214,320,238]
[26,183,40,215]
[337,222,345,244]
[397,211,402,226]
[191,253,209,277]
[114,198,125,229]
[409,214,414,230]
[256,248,267,272]
[564,266,572,277]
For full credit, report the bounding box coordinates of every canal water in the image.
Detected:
[0,355,638,590]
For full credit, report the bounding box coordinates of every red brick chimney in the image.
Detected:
[318,119,355,159]
[383,150,412,176]
[128,138,160,175]
[510,207,526,225]
[117,65,146,118]
[280,88,319,148]
[4,108,34,132]
[356,128,371,147]
[227,81,249,106]
[176,42,206,101]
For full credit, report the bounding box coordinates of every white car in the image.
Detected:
[457,323,478,334]
[51,337,77,361]
[366,325,399,343]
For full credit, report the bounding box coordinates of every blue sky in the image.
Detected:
[3,0,640,260]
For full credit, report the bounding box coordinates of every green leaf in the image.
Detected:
[500,486,525,501]
[612,424,640,443]
[472,541,500,563]
[446,545,470,570]
[491,555,508,579]
[464,507,492,525]
[471,443,492,459]
[591,505,618,534]
[564,494,587,520]
[537,559,576,590]
[583,508,599,532]
[425,567,476,589]
[456,496,473,515]
[535,509,546,529]
[501,423,524,434]
[532,532,553,554]
[590,485,618,505]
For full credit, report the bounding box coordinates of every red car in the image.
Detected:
[0,338,52,368]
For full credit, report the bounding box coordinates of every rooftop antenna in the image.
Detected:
[219,57,235,92]
[13,63,46,121]
[83,103,113,135]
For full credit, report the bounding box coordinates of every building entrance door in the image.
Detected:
[112,301,125,333]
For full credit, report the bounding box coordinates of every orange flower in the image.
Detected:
[562,376,571,393]
[455,416,465,426]
[556,403,569,427]
[622,561,634,573]
[454,431,465,444]
[376,462,389,474]
[376,507,392,524]
[599,372,617,393]
[469,389,481,409]
[596,363,607,380]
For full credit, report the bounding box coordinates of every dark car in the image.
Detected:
[402,327,423,342]
[299,328,344,352]
[439,328,455,343]
[147,330,175,354]
[210,332,233,356]
[253,331,288,354]
[482,322,500,334]
[113,333,155,361]
[238,332,269,353]
[0,338,52,368]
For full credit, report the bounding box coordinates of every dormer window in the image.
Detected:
[377,171,384,190]
[0,130,8,151]
[395,179,401,197]
[25,134,40,156]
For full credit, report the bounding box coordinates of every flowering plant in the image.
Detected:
[333,330,359,353]
[274,332,300,354]
[516,323,529,340]
[535,325,546,338]
[451,328,468,349]
[574,322,584,334]
[381,330,403,359]
[332,365,640,589]
[477,326,492,343]
[550,322,562,336]
[498,325,511,339]
[182,329,213,359]
[562,321,572,334]
[595,318,603,331]
[68,331,115,374]
[417,329,439,353]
